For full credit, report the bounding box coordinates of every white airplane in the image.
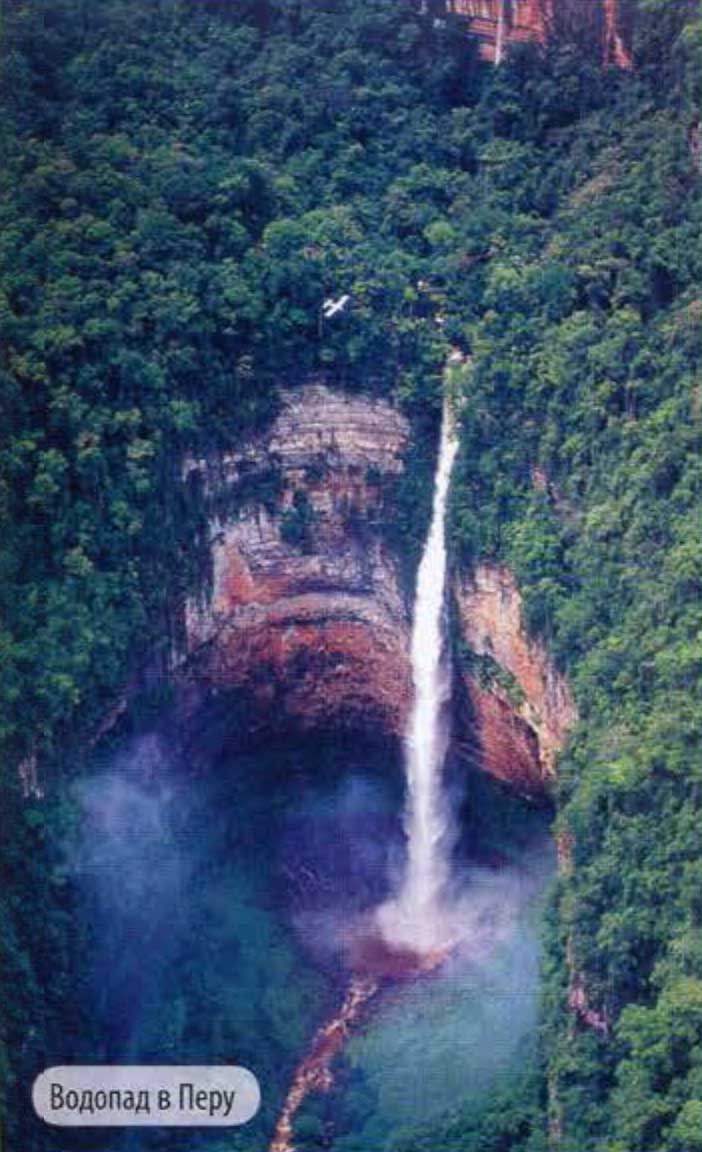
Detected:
[322,294,350,318]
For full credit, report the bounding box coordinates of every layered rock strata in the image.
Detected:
[456,564,576,792]
[449,0,631,68]
[183,385,413,737]
[182,385,575,791]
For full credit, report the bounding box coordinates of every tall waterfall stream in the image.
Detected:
[377,397,459,953]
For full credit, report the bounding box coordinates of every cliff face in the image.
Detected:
[182,386,573,791]
[602,0,632,69]
[450,0,631,68]
[183,385,413,738]
[451,0,548,62]
[456,564,576,792]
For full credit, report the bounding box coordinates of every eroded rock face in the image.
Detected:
[456,564,576,792]
[450,0,631,68]
[451,0,549,62]
[180,384,574,791]
[183,385,412,738]
[602,0,632,69]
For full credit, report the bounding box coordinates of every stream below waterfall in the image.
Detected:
[68,729,555,1151]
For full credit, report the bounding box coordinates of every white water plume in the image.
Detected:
[378,396,459,952]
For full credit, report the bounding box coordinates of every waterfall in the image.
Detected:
[495,0,506,66]
[379,397,459,953]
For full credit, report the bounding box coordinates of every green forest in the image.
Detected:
[1,1,701,1149]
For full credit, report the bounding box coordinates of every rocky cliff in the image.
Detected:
[182,385,574,789]
[451,0,548,62]
[183,384,413,739]
[450,0,631,68]
[456,564,576,792]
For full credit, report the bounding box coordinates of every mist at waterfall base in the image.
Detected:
[69,718,553,1151]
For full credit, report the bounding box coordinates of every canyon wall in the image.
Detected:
[449,0,631,67]
[183,384,413,739]
[181,384,574,792]
[450,0,548,62]
[456,564,576,792]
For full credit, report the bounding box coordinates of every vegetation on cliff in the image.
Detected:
[1,1,700,1149]
[446,8,702,1148]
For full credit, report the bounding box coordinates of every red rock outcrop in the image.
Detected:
[450,0,631,68]
[456,564,576,791]
[451,0,548,62]
[181,385,574,789]
[183,384,412,738]
[566,938,610,1036]
[603,0,632,69]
